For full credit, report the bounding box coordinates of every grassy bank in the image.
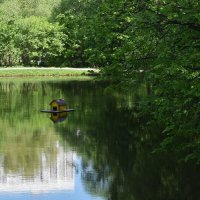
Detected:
[0,67,99,77]
[0,77,94,84]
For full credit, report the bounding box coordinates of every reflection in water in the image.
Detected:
[0,142,75,193]
[0,80,199,200]
[50,112,68,123]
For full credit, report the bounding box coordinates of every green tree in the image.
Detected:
[0,0,64,66]
[0,0,61,20]
[15,16,64,66]
[53,0,200,163]
[0,17,64,66]
[0,21,21,66]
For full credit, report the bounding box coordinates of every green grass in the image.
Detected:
[0,67,99,77]
[0,76,93,83]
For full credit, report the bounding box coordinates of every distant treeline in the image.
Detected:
[0,0,199,71]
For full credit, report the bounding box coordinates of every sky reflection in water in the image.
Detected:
[0,158,104,200]
[0,80,108,200]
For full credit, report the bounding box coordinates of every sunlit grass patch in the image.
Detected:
[0,67,99,77]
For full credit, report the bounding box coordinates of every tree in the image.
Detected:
[0,0,61,20]
[0,21,21,66]
[53,0,200,163]
[0,0,64,66]
[14,16,65,66]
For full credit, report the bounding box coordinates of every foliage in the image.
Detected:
[0,0,63,66]
[0,17,64,66]
[14,17,64,66]
[0,21,19,65]
[53,0,200,163]
[0,0,61,20]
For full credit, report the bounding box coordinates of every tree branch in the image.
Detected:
[167,20,200,31]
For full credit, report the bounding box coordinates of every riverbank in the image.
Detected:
[0,67,99,77]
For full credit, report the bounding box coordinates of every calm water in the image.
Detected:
[0,79,199,200]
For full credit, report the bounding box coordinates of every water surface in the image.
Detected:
[0,79,199,200]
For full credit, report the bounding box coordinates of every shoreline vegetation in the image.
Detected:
[0,67,99,78]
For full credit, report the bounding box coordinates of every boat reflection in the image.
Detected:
[50,112,68,123]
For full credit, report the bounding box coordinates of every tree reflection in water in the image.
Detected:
[0,80,199,199]
[55,81,200,200]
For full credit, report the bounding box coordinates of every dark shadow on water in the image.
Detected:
[54,81,200,200]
